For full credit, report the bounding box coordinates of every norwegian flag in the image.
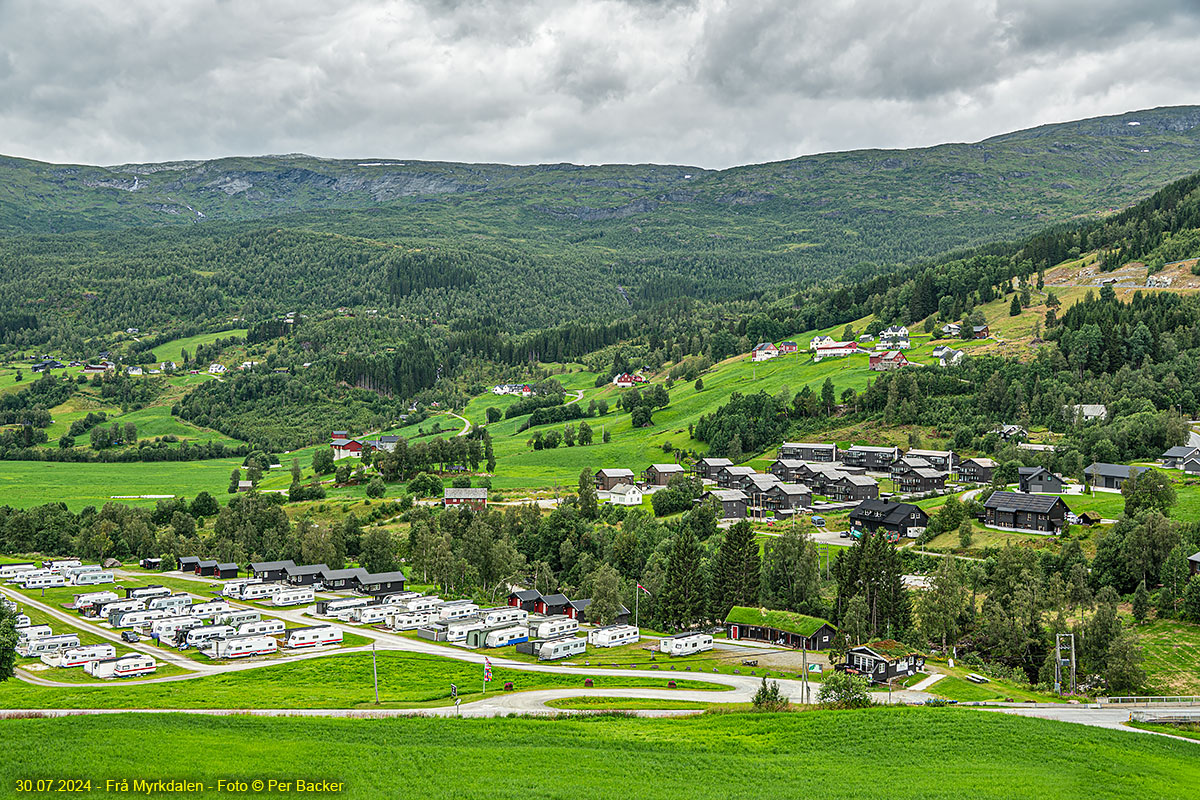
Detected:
[636,583,651,596]
[484,657,493,682]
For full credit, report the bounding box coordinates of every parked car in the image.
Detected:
[839,530,849,538]
[811,516,826,527]
[121,630,140,643]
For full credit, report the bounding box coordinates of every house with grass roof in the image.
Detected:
[840,639,926,683]
[724,606,837,650]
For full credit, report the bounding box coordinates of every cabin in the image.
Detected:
[1084,462,1149,490]
[320,567,368,592]
[869,350,909,371]
[751,342,780,362]
[892,464,945,494]
[659,632,713,656]
[849,499,929,540]
[1189,551,1200,576]
[1018,466,1064,494]
[1161,445,1200,469]
[995,424,1028,441]
[606,483,643,506]
[196,559,220,577]
[957,457,996,483]
[716,465,756,489]
[358,571,407,597]
[693,457,733,481]
[507,589,542,612]
[970,324,990,339]
[139,558,162,571]
[595,468,635,491]
[588,625,639,647]
[533,593,570,616]
[826,474,880,503]
[725,606,837,650]
[703,489,747,520]
[778,442,837,462]
[444,487,488,511]
[177,556,200,573]
[840,445,900,470]
[214,563,238,579]
[285,563,329,587]
[983,491,1068,533]
[842,640,925,684]
[643,463,686,486]
[762,482,812,512]
[249,560,296,582]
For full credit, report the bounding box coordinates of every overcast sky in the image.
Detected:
[3,0,1200,169]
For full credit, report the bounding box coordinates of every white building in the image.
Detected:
[606,483,643,506]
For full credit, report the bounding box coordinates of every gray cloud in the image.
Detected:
[0,0,1199,168]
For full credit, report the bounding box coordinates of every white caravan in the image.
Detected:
[237,619,286,637]
[271,588,314,607]
[282,626,342,649]
[534,617,579,640]
[44,644,116,668]
[84,653,157,679]
[18,634,80,657]
[588,625,640,648]
[658,633,713,656]
[210,635,277,659]
[538,636,587,661]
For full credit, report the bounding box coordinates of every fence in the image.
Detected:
[1102,695,1200,706]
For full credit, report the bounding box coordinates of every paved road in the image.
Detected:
[445,411,471,437]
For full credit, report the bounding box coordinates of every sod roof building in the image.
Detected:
[724,606,837,650]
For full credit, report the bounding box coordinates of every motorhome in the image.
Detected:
[0,562,38,579]
[387,609,440,630]
[215,609,260,627]
[446,618,486,642]
[351,606,389,625]
[481,607,528,627]
[484,626,529,648]
[240,582,286,602]
[150,616,204,640]
[71,571,114,586]
[185,625,237,647]
[44,644,116,668]
[18,634,80,657]
[71,590,119,610]
[221,578,263,598]
[210,635,277,659]
[96,598,145,619]
[20,573,67,589]
[237,619,286,637]
[588,625,640,648]
[110,608,169,629]
[537,636,587,661]
[189,599,232,619]
[126,585,172,601]
[534,616,579,640]
[315,597,370,617]
[14,614,30,628]
[148,594,192,612]
[659,632,713,656]
[282,625,342,649]
[84,653,157,679]
[438,600,479,621]
[271,587,315,607]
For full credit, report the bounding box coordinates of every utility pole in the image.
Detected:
[372,640,379,705]
[801,646,810,705]
[1054,633,1076,696]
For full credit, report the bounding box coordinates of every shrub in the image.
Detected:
[752,677,788,711]
[817,671,872,709]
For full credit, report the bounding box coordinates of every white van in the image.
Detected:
[588,625,639,648]
[659,633,713,656]
[538,636,587,661]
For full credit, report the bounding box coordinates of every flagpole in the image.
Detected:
[635,587,639,629]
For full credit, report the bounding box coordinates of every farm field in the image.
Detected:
[0,708,1196,799]
[0,457,246,510]
[0,650,718,709]
[152,329,249,366]
[1135,618,1200,695]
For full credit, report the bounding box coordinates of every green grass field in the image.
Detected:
[0,709,1195,799]
[0,650,718,709]
[0,458,246,510]
[152,330,249,366]
[1134,618,1200,695]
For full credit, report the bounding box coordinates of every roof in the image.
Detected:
[608,483,641,495]
[1018,466,1051,477]
[330,438,356,447]
[772,459,805,468]
[597,468,634,477]
[1188,552,1200,565]
[650,463,686,473]
[770,483,811,496]
[721,465,756,475]
[286,564,329,576]
[321,567,368,581]
[907,449,951,459]
[849,499,924,525]
[782,442,836,450]
[1162,445,1199,458]
[855,639,921,660]
[846,445,898,454]
[444,487,488,499]
[250,560,296,571]
[1084,463,1150,480]
[706,489,748,502]
[724,606,835,638]
[177,556,200,564]
[963,457,997,468]
[697,457,733,467]
[510,589,541,601]
[839,474,878,487]
[983,491,1066,514]
[216,563,238,571]
[360,571,407,584]
[539,593,569,606]
[197,560,218,567]
[568,598,592,612]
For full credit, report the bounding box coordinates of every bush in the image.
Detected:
[366,477,386,498]
[751,677,788,711]
[817,671,872,709]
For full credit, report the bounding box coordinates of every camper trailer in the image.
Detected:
[45,643,116,668]
[403,596,443,612]
[387,609,440,630]
[7,568,52,583]
[0,562,37,579]
[237,619,286,637]
[71,571,114,586]
[14,614,30,628]
[271,587,315,607]
[189,599,232,619]
[215,609,260,627]
[110,608,169,629]
[438,600,480,621]
[446,618,486,642]
[20,573,67,589]
[315,597,371,617]
[351,606,389,625]
[659,632,713,656]
[42,559,83,571]
[210,635,277,659]
[484,626,529,648]
[221,578,263,598]
[62,564,101,579]
[185,625,237,647]
[537,636,587,661]
[282,626,343,649]
[18,634,80,657]
[96,598,145,618]
[481,607,528,627]
[126,585,172,601]
[148,594,192,612]
[72,590,119,610]
[588,625,640,648]
[240,582,286,602]
[16,624,53,644]
[151,616,204,640]
[380,591,421,606]
[534,616,580,640]
[84,653,157,679]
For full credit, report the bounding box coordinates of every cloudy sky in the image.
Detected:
[2,0,1200,169]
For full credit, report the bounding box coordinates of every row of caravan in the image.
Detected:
[0,560,84,582]
[36,642,158,679]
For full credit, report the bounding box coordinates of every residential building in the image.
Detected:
[842,641,926,684]
[1018,466,1064,494]
[595,468,635,491]
[331,438,363,460]
[778,341,799,354]
[358,571,407,597]
[751,342,780,362]
[285,564,329,587]
[849,499,929,540]
[1160,445,1200,469]
[934,346,964,366]
[869,350,909,371]
[983,491,1068,533]
[507,590,541,611]
[957,457,996,483]
[809,335,834,350]
[724,606,836,650]
[533,594,570,616]
[778,442,837,462]
[716,465,756,489]
[1067,404,1108,423]
[249,560,296,582]
[737,472,782,495]
[769,459,807,482]
[940,322,961,337]
[208,363,226,374]
[971,325,990,339]
[1084,462,1148,490]
[906,449,957,472]
[762,483,812,512]
[1184,456,1200,476]
[878,325,910,349]
[606,484,643,506]
[1189,552,1200,577]
[643,463,686,486]
[892,464,945,493]
[703,489,748,520]
[812,341,859,360]
[444,488,488,511]
[995,424,1028,441]
[841,445,900,470]
[693,457,733,481]
[320,567,368,592]
[826,474,879,503]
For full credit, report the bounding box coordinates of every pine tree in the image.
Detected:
[1009,294,1022,316]
[713,521,760,618]
[577,468,598,520]
[662,526,704,631]
[1132,581,1150,623]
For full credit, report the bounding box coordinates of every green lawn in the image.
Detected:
[152,329,249,366]
[0,651,719,709]
[1134,618,1200,695]
[1127,720,1200,741]
[0,458,246,510]
[1,709,1196,799]
[931,674,1061,704]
